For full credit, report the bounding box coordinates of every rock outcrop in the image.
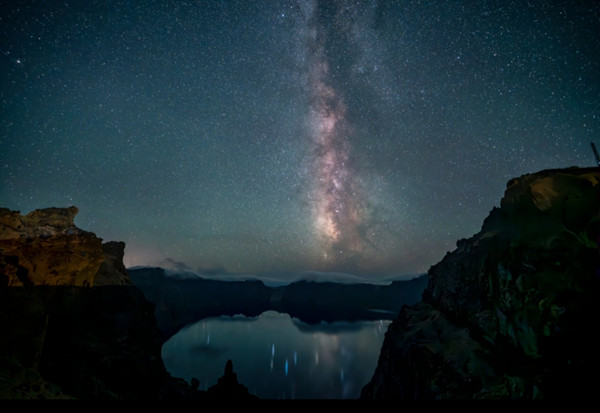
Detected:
[93,241,132,286]
[361,167,600,400]
[206,359,258,400]
[0,206,256,399]
[0,206,104,287]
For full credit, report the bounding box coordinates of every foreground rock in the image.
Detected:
[0,206,256,399]
[361,167,600,400]
[206,359,258,400]
[0,206,104,287]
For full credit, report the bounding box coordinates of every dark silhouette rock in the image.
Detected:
[206,360,258,400]
[361,167,600,400]
[94,241,132,286]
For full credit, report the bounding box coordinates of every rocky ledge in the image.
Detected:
[0,206,132,288]
[361,167,600,399]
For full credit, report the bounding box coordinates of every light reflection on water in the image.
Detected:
[161,310,391,399]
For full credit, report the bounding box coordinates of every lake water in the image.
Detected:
[161,310,391,399]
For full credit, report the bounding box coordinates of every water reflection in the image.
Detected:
[162,310,391,399]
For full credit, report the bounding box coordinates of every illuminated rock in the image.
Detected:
[0,206,104,287]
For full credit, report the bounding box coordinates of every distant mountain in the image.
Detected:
[128,267,272,338]
[128,266,427,338]
[361,167,600,400]
[273,276,428,324]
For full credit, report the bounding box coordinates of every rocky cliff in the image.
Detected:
[0,206,255,399]
[361,167,600,399]
[0,206,105,287]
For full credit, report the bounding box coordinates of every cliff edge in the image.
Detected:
[361,167,600,399]
[0,206,105,287]
[0,206,255,399]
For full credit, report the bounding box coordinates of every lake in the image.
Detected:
[161,310,391,399]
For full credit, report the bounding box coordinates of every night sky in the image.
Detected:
[1,1,598,283]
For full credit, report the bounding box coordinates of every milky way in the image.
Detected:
[1,0,598,281]
[301,1,365,267]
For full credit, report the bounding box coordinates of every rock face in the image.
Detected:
[361,167,600,400]
[0,206,255,399]
[0,207,133,288]
[0,206,106,287]
[94,241,132,286]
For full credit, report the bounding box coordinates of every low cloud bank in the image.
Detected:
[127,262,424,286]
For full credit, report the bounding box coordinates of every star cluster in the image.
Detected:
[1,1,598,282]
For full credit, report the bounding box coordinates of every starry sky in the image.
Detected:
[1,0,598,282]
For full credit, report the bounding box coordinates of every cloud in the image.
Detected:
[289,270,419,285]
[159,258,195,273]
[157,258,238,280]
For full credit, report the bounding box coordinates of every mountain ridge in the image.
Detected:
[128,266,427,338]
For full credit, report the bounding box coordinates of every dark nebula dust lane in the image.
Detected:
[298,0,394,272]
[304,2,363,263]
[0,0,598,281]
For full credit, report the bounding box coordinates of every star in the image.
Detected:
[0,0,597,281]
